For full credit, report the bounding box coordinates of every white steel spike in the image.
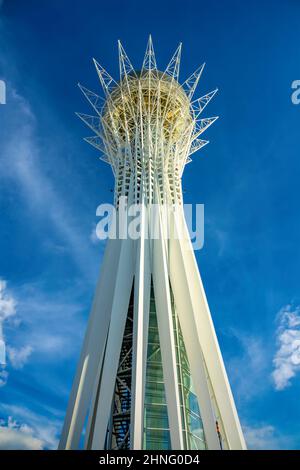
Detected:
[117,42,139,128]
[141,34,157,71]
[192,89,218,118]
[84,136,116,172]
[188,138,209,156]
[84,136,105,153]
[118,41,137,78]
[76,112,102,136]
[192,116,219,139]
[93,58,118,95]
[163,43,182,81]
[78,84,105,115]
[182,63,205,99]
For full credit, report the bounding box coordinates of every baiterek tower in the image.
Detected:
[59,37,246,451]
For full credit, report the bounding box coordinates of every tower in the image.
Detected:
[59,37,246,451]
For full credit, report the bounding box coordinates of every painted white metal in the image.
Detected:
[60,37,246,451]
[90,234,135,449]
[169,208,222,449]
[152,204,184,450]
[58,237,121,449]
[170,207,246,450]
[131,202,151,449]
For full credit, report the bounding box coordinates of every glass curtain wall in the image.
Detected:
[143,279,207,450]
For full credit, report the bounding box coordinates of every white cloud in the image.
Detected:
[0,279,16,321]
[0,405,61,450]
[272,304,300,390]
[0,89,98,282]
[7,345,33,369]
[15,282,86,362]
[206,218,229,257]
[243,423,288,450]
[0,426,43,450]
[90,224,101,244]
[90,228,98,244]
[0,367,8,387]
[0,277,88,398]
[226,329,269,402]
[0,280,36,382]
[0,280,17,380]
[0,416,43,450]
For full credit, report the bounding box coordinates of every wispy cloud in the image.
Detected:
[90,224,99,244]
[7,345,33,369]
[0,25,103,447]
[0,422,43,450]
[205,216,230,257]
[0,279,90,417]
[0,368,8,387]
[0,405,61,449]
[0,276,83,393]
[0,279,37,386]
[0,88,98,281]
[243,422,294,450]
[6,280,87,379]
[226,329,270,402]
[0,279,17,385]
[0,279,16,323]
[272,304,300,390]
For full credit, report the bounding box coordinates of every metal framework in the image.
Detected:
[59,37,246,451]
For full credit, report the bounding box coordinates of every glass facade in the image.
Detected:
[107,278,208,450]
[143,280,206,450]
[172,298,206,450]
[143,282,171,449]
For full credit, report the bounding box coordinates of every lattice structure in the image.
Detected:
[59,37,246,451]
[77,37,217,207]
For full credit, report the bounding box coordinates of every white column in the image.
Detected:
[130,203,151,449]
[59,237,121,449]
[151,204,184,450]
[170,208,246,450]
[90,235,135,449]
[169,210,221,450]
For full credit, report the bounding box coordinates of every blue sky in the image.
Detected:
[0,0,300,450]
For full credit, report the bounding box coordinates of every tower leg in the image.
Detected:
[152,206,184,450]
[169,209,246,450]
[58,237,121,449]
[131,203,151,449]
[169,210,221,449]
[90,236,135,449]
